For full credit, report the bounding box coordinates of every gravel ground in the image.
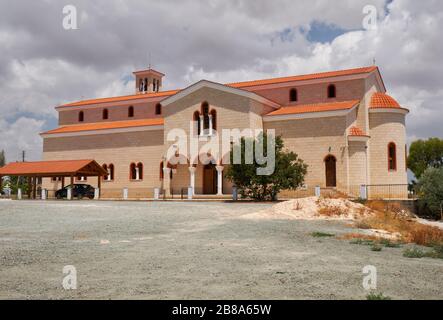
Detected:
[0,200,442,300]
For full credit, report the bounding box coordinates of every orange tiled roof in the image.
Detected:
[59,66,378,108]
[370,92,401,109]
[228,66,378,88]
[42,118,164,135]
[59,90,180,108]
[349,126,368,136]
[0,159,106,176]
[266,100,360,116]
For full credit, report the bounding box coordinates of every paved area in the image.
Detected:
[0,200,442,300]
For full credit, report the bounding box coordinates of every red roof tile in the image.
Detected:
[42,118,164,135]
[370,92,401,109]
[59,90,180,108]
[59,66,378,108]
[0,160,107,176]
[228,66,378,88]
[266,100,360,116]
[349,126,367,136]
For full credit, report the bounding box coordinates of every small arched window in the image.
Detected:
[137,162,143,180]
[160,162,164,180]
[103,108,109,120]
[388,142,397,171]
[290,88,298,102]
[155,103,162,115]
[109,164,114,181]
[130,163,137,180]
[78,111,84,122]
[128,106,134,118]
[201,102,210,130]
[194,111,201,135]
[102,164,108,180]
[210,109,217,131]
[327,84,336,98]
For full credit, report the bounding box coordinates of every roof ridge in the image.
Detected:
[59,66,378,108]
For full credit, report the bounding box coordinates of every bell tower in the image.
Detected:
[133,68,165,94]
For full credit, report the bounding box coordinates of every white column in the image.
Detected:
[216,166,224,196]
[163,167,172,196]
[107,168,111,181]
[189,166,196,195]
[199,115,204,136]
[135,167,140,181]
[209,114,213,136]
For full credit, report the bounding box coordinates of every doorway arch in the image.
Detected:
[203,164,217,195]
[324,155,337,187]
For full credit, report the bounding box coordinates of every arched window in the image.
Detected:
[103,108,109,120]
[128,106,134,118]
[290,88,298,102]
[193,111,201,135]
[102,164,108,180]
[78,111,84,122]
[137,162,143,180]
[155,103,162,115]
[108,164,114,181]
[201,102,210,130]
[388,143,397,171]
[130,163,137,180]
[210,109,217,131]
[160,162,164,180]
[327,84,336,98]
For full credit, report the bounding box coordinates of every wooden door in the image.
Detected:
[325,156,337,187]
[203,165,216,194]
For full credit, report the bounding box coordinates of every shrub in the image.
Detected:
[356,211,443,247]
[403,246,443,259]
[225,134,307,201]
[371,245,383,252]
[366,292,391,300]
[311,232,335,238]
[416,167,443,220]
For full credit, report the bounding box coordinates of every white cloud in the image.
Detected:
[0,117,45,162]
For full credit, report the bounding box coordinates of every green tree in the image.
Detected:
[417,167,443,220]
[0,149,5,167]
[408,138,443,179]
[225,134,307,201]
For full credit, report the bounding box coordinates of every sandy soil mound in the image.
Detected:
[242,197,372,220]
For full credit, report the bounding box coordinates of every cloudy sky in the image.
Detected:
[0,0,442,162]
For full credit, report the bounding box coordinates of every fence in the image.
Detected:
[350,184,415,200]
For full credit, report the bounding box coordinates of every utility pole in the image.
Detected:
[22,150,25,162]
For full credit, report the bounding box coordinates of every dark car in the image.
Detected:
[55,184,95,199]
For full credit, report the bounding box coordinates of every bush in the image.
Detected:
[366,292,391,300]
[417,167,443,220]
[311,232,335,238]
[225,134,307,201]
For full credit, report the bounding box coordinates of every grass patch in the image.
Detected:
[366,292,392,300]
[356,211,443,247]
[371,245,383,252]
[311,232,335,238]
[403,245,443,259]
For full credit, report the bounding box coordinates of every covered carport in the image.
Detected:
[0,159,107,199]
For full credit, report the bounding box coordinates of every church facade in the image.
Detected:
[41,66,409,198]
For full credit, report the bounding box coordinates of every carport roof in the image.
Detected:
[0,159,107,177]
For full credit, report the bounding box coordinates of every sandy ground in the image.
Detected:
[0,200,442,300]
